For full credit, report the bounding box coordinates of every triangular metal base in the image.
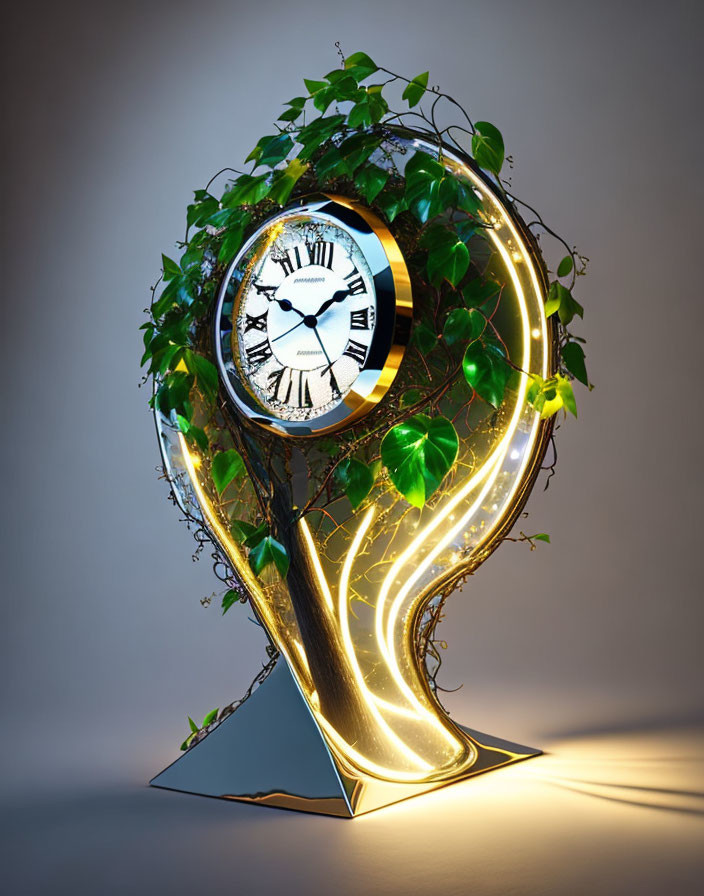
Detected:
[150,661,541,817]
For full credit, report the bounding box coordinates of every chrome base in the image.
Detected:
[150,661,541,817]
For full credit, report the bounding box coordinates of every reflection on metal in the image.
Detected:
[150,660,540,817]
[151,130,553,816]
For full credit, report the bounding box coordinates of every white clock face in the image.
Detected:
[235,216,377,422]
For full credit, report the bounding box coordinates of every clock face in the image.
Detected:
[215,196,412,436]
[236,217,376,422]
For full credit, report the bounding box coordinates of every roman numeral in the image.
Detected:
[328,367,341,399]
[267,367,313,407]
[245,339,273,368]
[342,339,367,366]
[307,239,334,269]
[297,371,313,408]
[253,281,277,300]
[344,268,366,295]
[267,367,285,399]
[274,246,304,277]
[244,312,268,333]
[349,308,370,330]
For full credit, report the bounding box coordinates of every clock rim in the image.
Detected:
[213,193,413,438]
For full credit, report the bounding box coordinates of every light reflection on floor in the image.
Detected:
[4,727,703,895]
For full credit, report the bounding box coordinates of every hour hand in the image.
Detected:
[254,282,305,317]
[313,288,350,319]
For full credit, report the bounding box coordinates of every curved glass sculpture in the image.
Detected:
[151,130,554,815]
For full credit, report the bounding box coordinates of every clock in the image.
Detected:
[214,195,412,436]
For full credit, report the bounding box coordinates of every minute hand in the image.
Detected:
[313,288,351,319]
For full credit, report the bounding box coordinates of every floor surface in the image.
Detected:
[4,726,703,895]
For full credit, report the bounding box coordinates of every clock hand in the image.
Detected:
[272,319,305,342]
[312,327,333,369]
[254,282,305,318]
[312,288,351,319]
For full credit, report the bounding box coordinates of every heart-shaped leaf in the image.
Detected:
[336,458,375,509]
[443,308,486,346]
[381,414,459,508]
[212,449,245,495]
[562,341,589,386]
[463,340,512,407]
[354,164,389,202]
[344,51,378,81]
[402,71,429,108]
[471,121,505,174]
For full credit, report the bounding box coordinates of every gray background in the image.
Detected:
[2,1,703,893]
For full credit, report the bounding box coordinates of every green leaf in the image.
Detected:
[317,438,339,457]
[375,188,406,222]
[205,207,242,229]
[404,151,445,223]
[344,51,378,80]
[183,350,219,402]
[402,71,429,107]
[337,132,381,173]
[366,88,388,123]
[211,449,245,494]
[315,144,348,181]
[348,100,372,128]
[527,373,577,418]
[411,321,437,353]
[463,278,501,308]
[249,535,290,578]
[223,174,270,207]
[381,414,459,508]
[354,164,389,202]
[218,224,246,265]
[202,708,219,727]
[557,374,577,417]
[546,281,584,325]
[296,114,346,159]
[427,238,469,287]
[304,78,327,95]
[156,371,194,419]
[180,734,195,751]
[221,588,240,614]
[176,415,208,453]
[336,458,374,509]
[557,255,574,278]
[162,254,181,281]
[456,177,482,215]
[400,388,423,408]
[443,308,486,346]
[248,133,294,168]
[463,340,512,407]
[188,716,199,734]
[186,196,218,228]
[471,121,505,174]
[268,159,308,205]
[530,533,551,543]
[324,74,360,102]
[230,519,268,547]
[278,106,303,122]
[562,341,589,386]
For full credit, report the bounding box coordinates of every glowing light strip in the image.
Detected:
[300,517,334,613]
[328,506,433,771]
[370,171,548,722]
